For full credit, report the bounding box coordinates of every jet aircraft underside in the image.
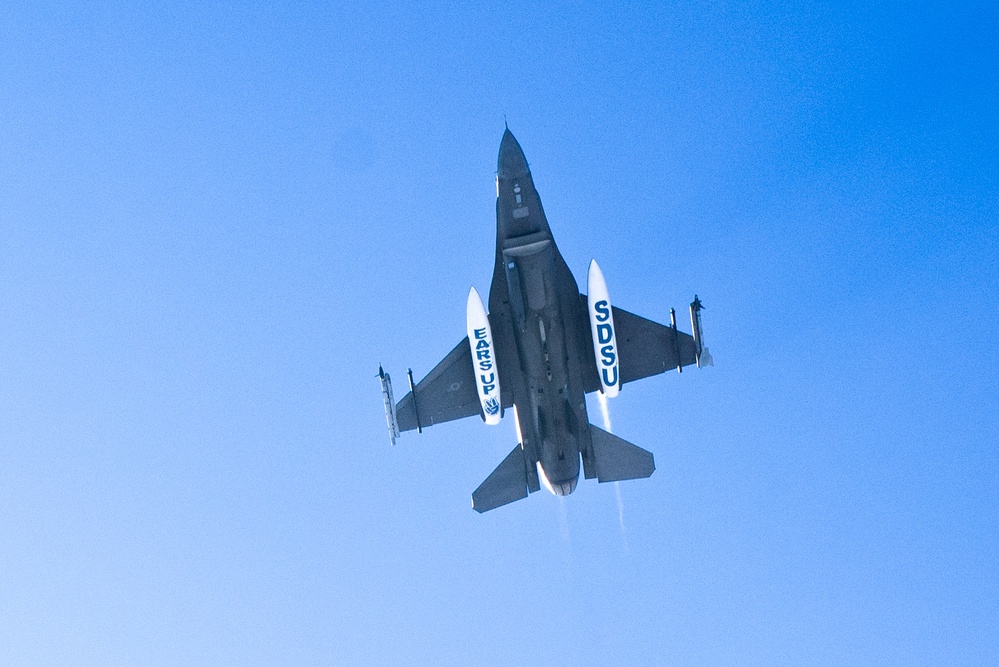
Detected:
[379,130,711,512]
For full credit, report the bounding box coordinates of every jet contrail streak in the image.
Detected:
[597,391,613,433]
[597,392,628,539]
[556,497,577,575]
[614,481,627,535]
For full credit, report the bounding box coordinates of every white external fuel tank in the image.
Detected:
[466,287,502,425]
[587,259,620,397]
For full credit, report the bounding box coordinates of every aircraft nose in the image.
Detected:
[497,129,530,178]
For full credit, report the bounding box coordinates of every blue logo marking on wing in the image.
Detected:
[484,397,500,416]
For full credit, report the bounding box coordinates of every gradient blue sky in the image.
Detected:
[2,2,996,665]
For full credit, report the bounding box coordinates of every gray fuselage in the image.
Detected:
[487,130,593,495]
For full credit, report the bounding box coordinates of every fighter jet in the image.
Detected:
[379,129,711,512]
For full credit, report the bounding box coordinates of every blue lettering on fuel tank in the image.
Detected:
[600,344,616,367]
[594,300,610,322]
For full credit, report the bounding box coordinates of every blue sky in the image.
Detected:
[1,1,996,664]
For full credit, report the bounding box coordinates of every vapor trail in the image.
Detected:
[597,392,628,539]
[557,496,572,548]
[597,391,613,433]
[614,481,627,536]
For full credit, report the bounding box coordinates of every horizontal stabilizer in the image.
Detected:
[590,425,655,483]
[472,444,530,513]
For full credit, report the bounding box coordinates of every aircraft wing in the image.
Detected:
[394,337,482,432]
[579,297,699,392]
